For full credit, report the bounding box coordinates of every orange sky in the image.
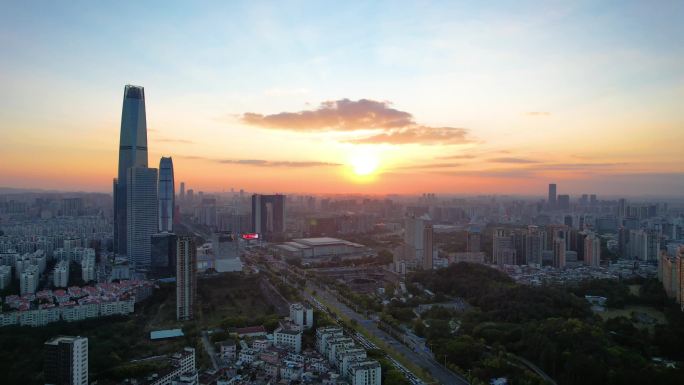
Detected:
[1,2,683,196]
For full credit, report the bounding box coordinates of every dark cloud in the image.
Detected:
[179,155,340,168]
[242,99,413,131]
[489,157,540,164]
[347,126,471,145]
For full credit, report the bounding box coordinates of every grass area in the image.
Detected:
[599,304,667,328]
[0,272,276,385]
[628,284,641,296]
[309,289,435,383]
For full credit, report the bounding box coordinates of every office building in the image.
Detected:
[177,236,197,321]
[251,194,286,237]
[44,336,88,385]
[158,157,175,232]
[126,166,158,266]
[114,85,149,255]
[548,183,557,208]
[557,194,570,210]
[179,181,185,201]
[151,232,177,278]
[423,223,434,269]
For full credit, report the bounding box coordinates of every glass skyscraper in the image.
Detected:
[114,85,149,255]
[158,156,175,232]
[126,166,158,266]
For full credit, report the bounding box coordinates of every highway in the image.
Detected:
[304,283,469,385]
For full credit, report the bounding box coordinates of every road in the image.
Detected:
[201,330,220,371]
[306,283,469,385]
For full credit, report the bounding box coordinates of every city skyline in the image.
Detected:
[1,1,683,196]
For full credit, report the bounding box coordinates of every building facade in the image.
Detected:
[44,336,88,385]
[177,236,197,321]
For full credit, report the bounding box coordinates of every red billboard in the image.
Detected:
[241,233,260,240]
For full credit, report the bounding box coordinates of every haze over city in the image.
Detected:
[1,1,683,195]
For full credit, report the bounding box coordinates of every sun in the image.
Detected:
[349,150,380,176]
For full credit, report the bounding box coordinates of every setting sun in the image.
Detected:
[350,150,380,176]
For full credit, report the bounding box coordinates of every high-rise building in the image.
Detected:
[114,85,149,255]
[126,166,158,266]
[493,228,516,266]
[151,232,177,278]
[53,260,69,288]
[557,194,570,210]
[44,336,88,385]
[20,264,39,295]
[553,237,567,268]
[251,194,286,237]
[548,183,557,208]
[179,181,186,201]
[61,198,83,217]
[177,236,197,321]
[423,223,434,270]
[584,233,601,267]
[158,157,175,232]
[466,227,481,253]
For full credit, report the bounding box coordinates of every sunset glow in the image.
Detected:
[0,2,682,196]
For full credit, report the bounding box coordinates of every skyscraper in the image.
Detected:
[158,157,175,232]
[548,183,557,208]
[44,336,88,385]
[251,194,286,237]
[422,223,434,270]
[114,85,148,255]
[179,181,186,201]
[126,166,158,266]
[177,236,197,321]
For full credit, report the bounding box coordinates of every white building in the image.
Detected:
[0,265,11,289]
[274,326,303,353]
[44,336,88,385]
[54,260,70,288]
[81,256,96,282]
[289,302,314,330]
[347,359,381,385]
[20,265,39,295]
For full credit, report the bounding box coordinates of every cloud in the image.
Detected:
[242,99,413,131]
[347,126,471,145]
[179,155,340,168]
[156,137,195,144]
[439,154,477,159]
[489,157,540,164]
[526,111,551,116]
[397,162,462,170]
[241,98,473,145]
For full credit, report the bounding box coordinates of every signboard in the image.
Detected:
[241,233,259,240]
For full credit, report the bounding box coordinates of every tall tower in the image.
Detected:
[114,85,148,255]
[44,336,88,385]
[126,167,158,266]
[177,236,197,321]
[548,183,557,209]
[158,157,175,232]
[422,223,433,270]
